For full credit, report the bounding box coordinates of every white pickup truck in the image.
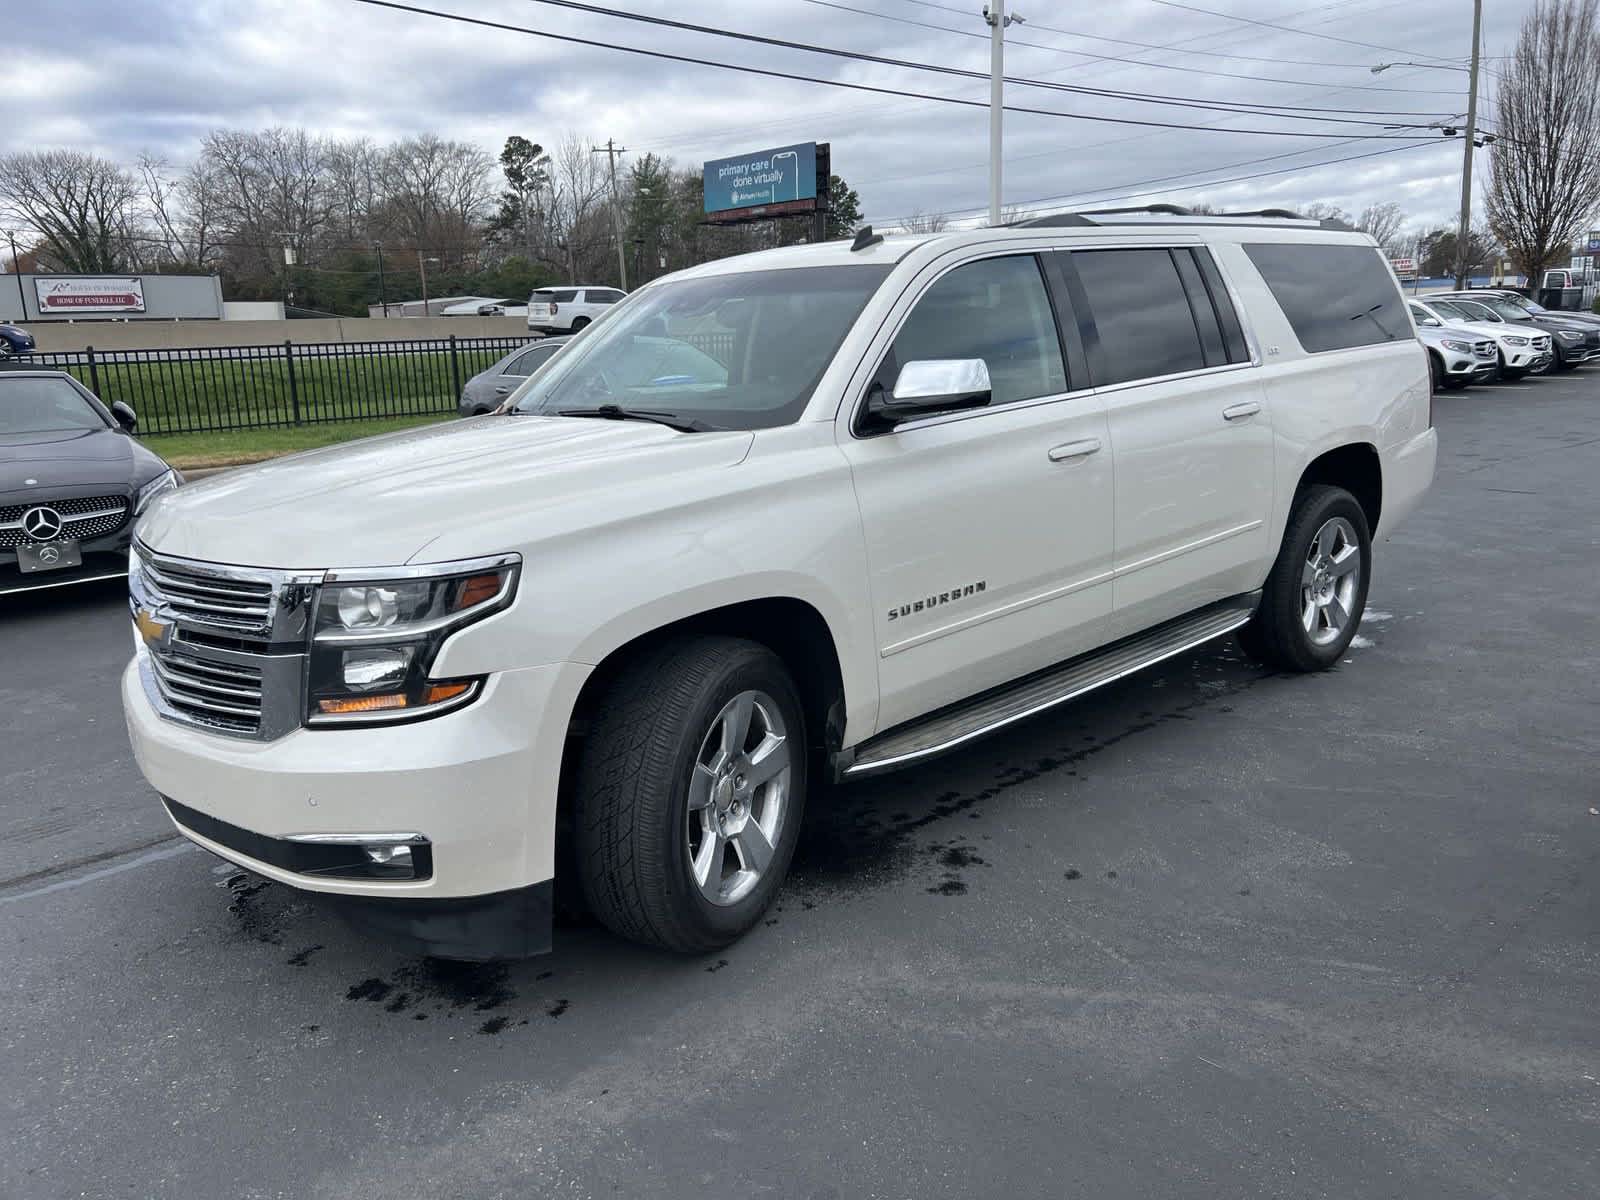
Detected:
[124,211,1436,960]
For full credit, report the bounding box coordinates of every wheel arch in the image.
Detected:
[550,596,850,911]
[1295,442,1382,535]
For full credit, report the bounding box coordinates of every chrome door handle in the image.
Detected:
[1222,401,1261,421]
[1048,437,1103,462]
[493,385,511,394]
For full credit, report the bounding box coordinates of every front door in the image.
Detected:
[840,252,1116,733]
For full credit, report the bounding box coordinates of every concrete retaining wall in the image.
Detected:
[16,316,532,353]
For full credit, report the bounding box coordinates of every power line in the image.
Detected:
[1138,0,1458,62]
[348,0,1432,140]
[513,0,1451,128]
[876,0,1469,81]
[797,0,1467,103]
[872,137,1445,227]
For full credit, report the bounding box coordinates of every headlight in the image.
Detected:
[1503,335,1529,346]
[135,469,180,514]
[306,555,519,726]
[1558,329,1582,341]
[1441,339,1474,352]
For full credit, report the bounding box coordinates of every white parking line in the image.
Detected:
[1474,385,1533,391]
[0,841,196,906]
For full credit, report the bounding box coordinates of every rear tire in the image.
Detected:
[573,636,807,954]
[570,316,591,332]
[1239,485,1371,672]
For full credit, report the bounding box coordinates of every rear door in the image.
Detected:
[1060,245,1273,639]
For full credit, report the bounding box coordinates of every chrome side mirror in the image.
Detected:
[869,358,992,426]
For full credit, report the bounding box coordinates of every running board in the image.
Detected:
[840,593,1259,779]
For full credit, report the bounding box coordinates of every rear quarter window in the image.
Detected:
[1245,242,1409,353]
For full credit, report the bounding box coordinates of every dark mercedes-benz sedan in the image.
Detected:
[1,370,180,595]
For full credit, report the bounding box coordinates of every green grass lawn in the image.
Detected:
[146,414,454,470]
[51,340,526,438]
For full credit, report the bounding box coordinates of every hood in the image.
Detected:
[1442,318,1529,344]
[0,427,170,507]
[137,414,755,568]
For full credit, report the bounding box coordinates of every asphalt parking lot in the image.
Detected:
[3,373,1596,1199]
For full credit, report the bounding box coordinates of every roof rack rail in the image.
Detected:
[1011,203,1350,231]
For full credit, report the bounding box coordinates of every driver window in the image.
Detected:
[873,255,1067,407]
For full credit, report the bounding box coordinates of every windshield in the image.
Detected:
[511,264,892,430]
[1472,297,1535,321]
[0,377,109,434]
[1431,299,1491,323]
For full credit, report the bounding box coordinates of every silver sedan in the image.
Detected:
[458,337,571,416]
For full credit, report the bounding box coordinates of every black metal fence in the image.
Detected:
[21,335,538,437]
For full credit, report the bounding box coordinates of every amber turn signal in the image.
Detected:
[454,572,504,610]
[318,693,407,714]
[424,681,473,704]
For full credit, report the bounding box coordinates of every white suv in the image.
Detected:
[124,212,1436,960]
[527,286,626,334]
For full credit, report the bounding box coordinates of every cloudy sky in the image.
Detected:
[13,0,1529,234]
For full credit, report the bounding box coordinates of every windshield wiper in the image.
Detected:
[555,404,711,433]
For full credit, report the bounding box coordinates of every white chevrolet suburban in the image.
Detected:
[124,210,1437,960]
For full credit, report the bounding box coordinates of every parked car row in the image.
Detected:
[1411,288,1600,390]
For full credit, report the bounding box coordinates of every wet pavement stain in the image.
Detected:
[1064,869,1083,881]
[790,659,1272,904]
[705,959,729,973]
[546,999,570,1019]
[346,978,393,1003]
[479,1016,509,1035]
[926,879,967,896]
[285,944,323,967]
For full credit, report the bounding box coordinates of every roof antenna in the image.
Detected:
[851,225,883,252]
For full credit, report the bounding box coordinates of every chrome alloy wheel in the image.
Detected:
[1301,516,1361,646]
[687,690,791,906]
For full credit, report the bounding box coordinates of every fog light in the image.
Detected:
[364,844,412,866]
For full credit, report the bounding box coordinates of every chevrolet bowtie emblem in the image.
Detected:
[135,608,170,646]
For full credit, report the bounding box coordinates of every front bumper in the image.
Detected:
[0,526,133,595]
[1501,346,1551,370]
[124,655,591,950]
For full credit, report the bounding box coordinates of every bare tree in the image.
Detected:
[1486,0,1600,284]
[1356,202,1407,253]
[326,137,384,245]
[898,209,951,234]
[0,150,143,272]
[1298,201,1355,228]
[379,134,494,264]
[546,132,611,281]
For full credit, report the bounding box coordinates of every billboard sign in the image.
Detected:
[1585,230,1600,254]
[34,276,146,314]
[703,142,819,219]
[1388,256,1417,278]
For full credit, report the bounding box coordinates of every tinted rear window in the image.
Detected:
[1072,248,1207,385]
[1245,243,1408,352]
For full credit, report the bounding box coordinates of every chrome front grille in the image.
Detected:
[1473,340,1496,360]
[1533,334,1552,351]
[0,494,129,550]
[148,648,265,733]
[140,556,275,635]
[132,543,320,741]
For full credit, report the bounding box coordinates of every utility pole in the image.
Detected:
[418,251,431,317]
[375,241,389,317]
[592,139,629,290]
[1455,0,1483,291]
[984,3,1021,227]
[6,230,26,319]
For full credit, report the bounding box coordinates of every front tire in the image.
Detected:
[1239,485,1371,672]
[1498,350,1525,380]
[573,636,806,953]
[1427,351,1443,392]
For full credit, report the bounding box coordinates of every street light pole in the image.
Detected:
[984,2,1013,227]
[6,230,26,319]
[1454,0,1484,291]
[418,251,431,318]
